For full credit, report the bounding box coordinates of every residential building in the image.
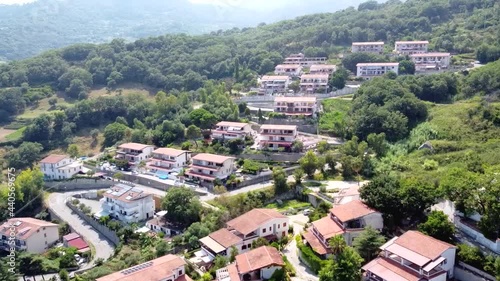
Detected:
[258,75,291,95]
[362,231,456,281]
[394,40,429,55]
[216,246,285,281]
[185,153,236,185]
[410,52,451,71]
[198,209,289,262]
[146,211,183,237]
[283,53,327,67]
[101,184,155,223]
[212,121,252,141]
[309,64,337,74]
[356,63,399,79]
[0,218,59,254]
[115,143,155,166]
[147,148,191,174]
[352,42,385,54]
[258,124,298,151]
[303,200,383,257]
[274,96,318,116]
[39,154,82,180]
[300,74,329,94]
[274,64,302,76]
[63,233,90,253]
[96,254,191,281]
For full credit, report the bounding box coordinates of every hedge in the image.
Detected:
[296,235,326,274]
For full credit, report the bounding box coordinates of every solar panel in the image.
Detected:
[120,261,154,275]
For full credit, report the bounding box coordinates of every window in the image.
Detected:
[283,223,287,227]
[242,245,247,250]
[44,233,47,238]
[262,228,266,233]
[269,227,271,231]
[179,270,183,276]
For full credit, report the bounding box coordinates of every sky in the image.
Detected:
[0,0,37,4]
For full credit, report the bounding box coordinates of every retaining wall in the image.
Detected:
[454,262,496,281]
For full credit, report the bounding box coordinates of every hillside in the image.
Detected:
[0,0,382,60]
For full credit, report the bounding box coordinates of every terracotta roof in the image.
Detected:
[261,75,290,81]
[275,64,301,69]
[274,96,316,102]
[67,237,89,250]
[118,143,154,151]
[192,153,234,164]
[300,74,329,79]
[330,200,378,222]
[227,263,240,281]
[40,154,68,164]
[357,62,399,67]
[394,230,455,260]
[216,121,250,128]
[260,124,297,131]
[0,218,58,240]
[153,148,188,157]
[362,257,420,281]
[352,42,384,46]
[63,233,80,241]
[209,229,243,248]
[396,40,429,44]
[235,246,284,274]
[103,184,151,203]
[303,230,330,255]
[226,209,287,235]
[410,52,451,57]
[311,216,344,239]
[96,255,186,281]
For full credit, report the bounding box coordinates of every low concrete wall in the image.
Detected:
[455,215,500,254]
[454,262,496,281]
[66,201,120,246]
[261,118,317,134]
[234,166,300,189]
[238,153,304,163]
[45,178,113,191]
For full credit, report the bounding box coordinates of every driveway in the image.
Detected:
[47,192,114,268]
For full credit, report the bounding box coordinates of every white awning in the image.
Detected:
[423,257,446,272]
[199,236,226,254]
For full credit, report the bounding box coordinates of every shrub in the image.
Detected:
[423,159,439,170]
[319,186,327,193]
[313,173,324,181]
[296,236,326,273]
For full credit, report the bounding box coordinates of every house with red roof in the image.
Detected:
[147,148,191,174]
[100,184,155,223]
[216,246,285,281]
[258,124,298,151]
[302,200,383,257]
[299,73,329,94]
[0,218,59,254]
[362,231,456,281]
[394,40,429,55]
[115,142,155,167]
[212,122,252,141]
[185,153,236,186]
[196,209,289,263]
[39,154,83,180]
[63,233,90,253]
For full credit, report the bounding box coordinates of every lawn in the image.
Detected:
[265,199,311,211]
[319,98,352,134]
[0,128,16,142]
[2,126,25,142]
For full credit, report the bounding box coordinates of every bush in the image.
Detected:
[423,159,439,170]
[319,186,327,193]
[296,236,326,274]
[313,173,324,181]
[242,159,266,175]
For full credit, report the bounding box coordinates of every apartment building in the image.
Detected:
[303,200,383,257]
[300,74,329,94]
[410,52,451,71]
[0,218,59,254]
[115,143,155,166]
[185,153,236,184]
[284,53,327,67]
[96,254,191,281]
[212,121,252,140]
[198,209,289,262]
[274,64,302,76]
[309,64,337,74]
[147,148,191,174]
[40,154,82,180]
[216,246,285,281]
[362,231,456,281]
[258,124,298,151]
[356,62,399,79]
[274,96,318,116]
[352,42,385,54]
[258,75,291,95]
[101,184,155,223]
[395,40,429,55]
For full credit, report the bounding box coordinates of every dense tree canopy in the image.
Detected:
[161,187,202,227]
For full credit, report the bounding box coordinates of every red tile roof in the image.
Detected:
[40,154,68,164]
[261,75,290,81]
[103,184,151,203]
[302,230,330,255]
[118,143,154,151]
[96,254,186,281]
[153,148,188,157]
[275,64,301,69]
[0,218,58,240]
[192,153,234,164]
[394,231,455,260]
[67,237,89,250]
[63,233,80,241]
[209,229,243,249]
[226,209,287,235]
[311,216,344,239]
[330,200,378,222]
[362,257,421,281]
[235,246,284,274]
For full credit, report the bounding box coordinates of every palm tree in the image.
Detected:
[329,234,346,256]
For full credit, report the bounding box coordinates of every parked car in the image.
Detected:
[302,209,311,215]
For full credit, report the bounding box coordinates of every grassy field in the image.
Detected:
[0,128,16,142]
[2,127,25,142]
[319,98,352,134]
[265,199,311,211]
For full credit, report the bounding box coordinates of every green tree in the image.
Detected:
[59,269,70,281]
[252,237,270,249]
[319,247,363,281]
[329,67,349,90]
[67,144,79,158]
[5,142,43,169]
[0,258,17,281]
[299,150,319,178]
[329,235,346,256]
[48,97,58,107]
[186,125,202,148]
[398,60,416,75]
[229,245,239,262]
[291,140,304,152]
[418,211,455,243]
[293,168,304,186]
[352,226,386,261]
[161,187,201,227]
[366,133,387,157]
[273,167,289,194]
[103,122,128,147]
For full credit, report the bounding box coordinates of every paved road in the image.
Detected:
[47,192,114,268]
[283,214,319,281]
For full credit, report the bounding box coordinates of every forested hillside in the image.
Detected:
[0,0,378,60]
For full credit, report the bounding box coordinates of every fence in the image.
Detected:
[66,201,120,246]
[454,262,496,281]
[454,215,500,254]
